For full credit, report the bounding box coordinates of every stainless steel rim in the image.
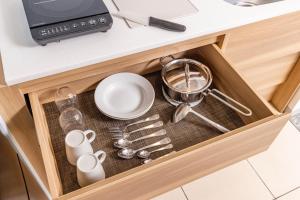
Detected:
[161,58,213,95]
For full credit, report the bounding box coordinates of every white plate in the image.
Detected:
[94,73,155,120]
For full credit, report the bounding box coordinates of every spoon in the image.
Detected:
[117,137,171,159]
[141,151,177,165]
[137,144,173,159]
[173,103,230,133]
[114,129,166,149]
[142,158,153,164]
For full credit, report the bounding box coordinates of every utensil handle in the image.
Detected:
[190,110,230,133]
[132,129,166,143]
[129,121,164,135]
[159,55,175,67]
[128,114,160,127]
[136,137,171,152]
[149,17,186,32]
[236,1,256,6]
[185,63,190,88]
[205,89,253,116]
[142,151,176,165]
[150,144,173,153]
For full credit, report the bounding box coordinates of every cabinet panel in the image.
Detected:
[0,57,5,87]
[21,162,48,200]
[0,134,28,200]
[0,86,49,196]
[237,53,299,101]
[226,11,300,102]
[272,57,300,112]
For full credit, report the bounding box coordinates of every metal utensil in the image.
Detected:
[112,11,186,32]
[184,63,190,89]
[117,137,171,159]
[113,129,167,148]
[108,114,160,133]
[112,121,164,139]
[137,144,173,159]
[160,56,252,116]
[142,158,153,164]
[224,0,284,7]
[173,103,230,133]
[141,151,177,165]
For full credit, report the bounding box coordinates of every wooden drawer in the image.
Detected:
[26,42,292,200]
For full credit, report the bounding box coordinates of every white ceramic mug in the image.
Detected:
[76,150,106,187]
[65,129,96,166]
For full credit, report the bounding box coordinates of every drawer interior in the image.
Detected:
[43,72,246,194]
[29,44,277,198]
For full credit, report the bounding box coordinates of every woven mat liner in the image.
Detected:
[43,72,245,194]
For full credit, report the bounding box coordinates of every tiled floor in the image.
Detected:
[152,121,300,200]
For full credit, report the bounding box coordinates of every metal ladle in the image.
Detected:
[173,103,230,133]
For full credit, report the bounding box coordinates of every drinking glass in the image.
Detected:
[55,86,77,112]
[55,86,85,133]
[59,107,85,133]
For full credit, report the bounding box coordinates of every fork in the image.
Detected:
[111,121,164,139]
[108,114,160,133]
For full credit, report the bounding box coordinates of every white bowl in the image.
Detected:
[94,73,155,120]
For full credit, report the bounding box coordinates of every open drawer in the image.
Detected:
[28,44,290,200]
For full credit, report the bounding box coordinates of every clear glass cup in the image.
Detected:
[55,86,77,113]
[55,86,85,133]
[59,107,85,133]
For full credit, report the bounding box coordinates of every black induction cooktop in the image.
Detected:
[22,0,113,45]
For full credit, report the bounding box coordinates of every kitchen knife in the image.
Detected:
[113,11,186,32]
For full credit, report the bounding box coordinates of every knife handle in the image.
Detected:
[149,17,186,32]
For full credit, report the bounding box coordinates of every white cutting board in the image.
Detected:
[112,0,198,28]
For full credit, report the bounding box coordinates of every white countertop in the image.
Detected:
[0,0,300,86]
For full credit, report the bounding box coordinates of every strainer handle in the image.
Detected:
[159,55,175,67]
[205,89,253,116]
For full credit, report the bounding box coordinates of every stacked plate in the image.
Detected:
[94,73,155,120]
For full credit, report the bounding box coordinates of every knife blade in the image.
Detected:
[113,11,186,32]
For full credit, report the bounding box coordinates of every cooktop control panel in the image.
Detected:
[22,0,113,45]
[31,14,112,42]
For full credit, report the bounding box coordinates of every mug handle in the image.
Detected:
[94,150,106,164]
[83,130,96,143]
